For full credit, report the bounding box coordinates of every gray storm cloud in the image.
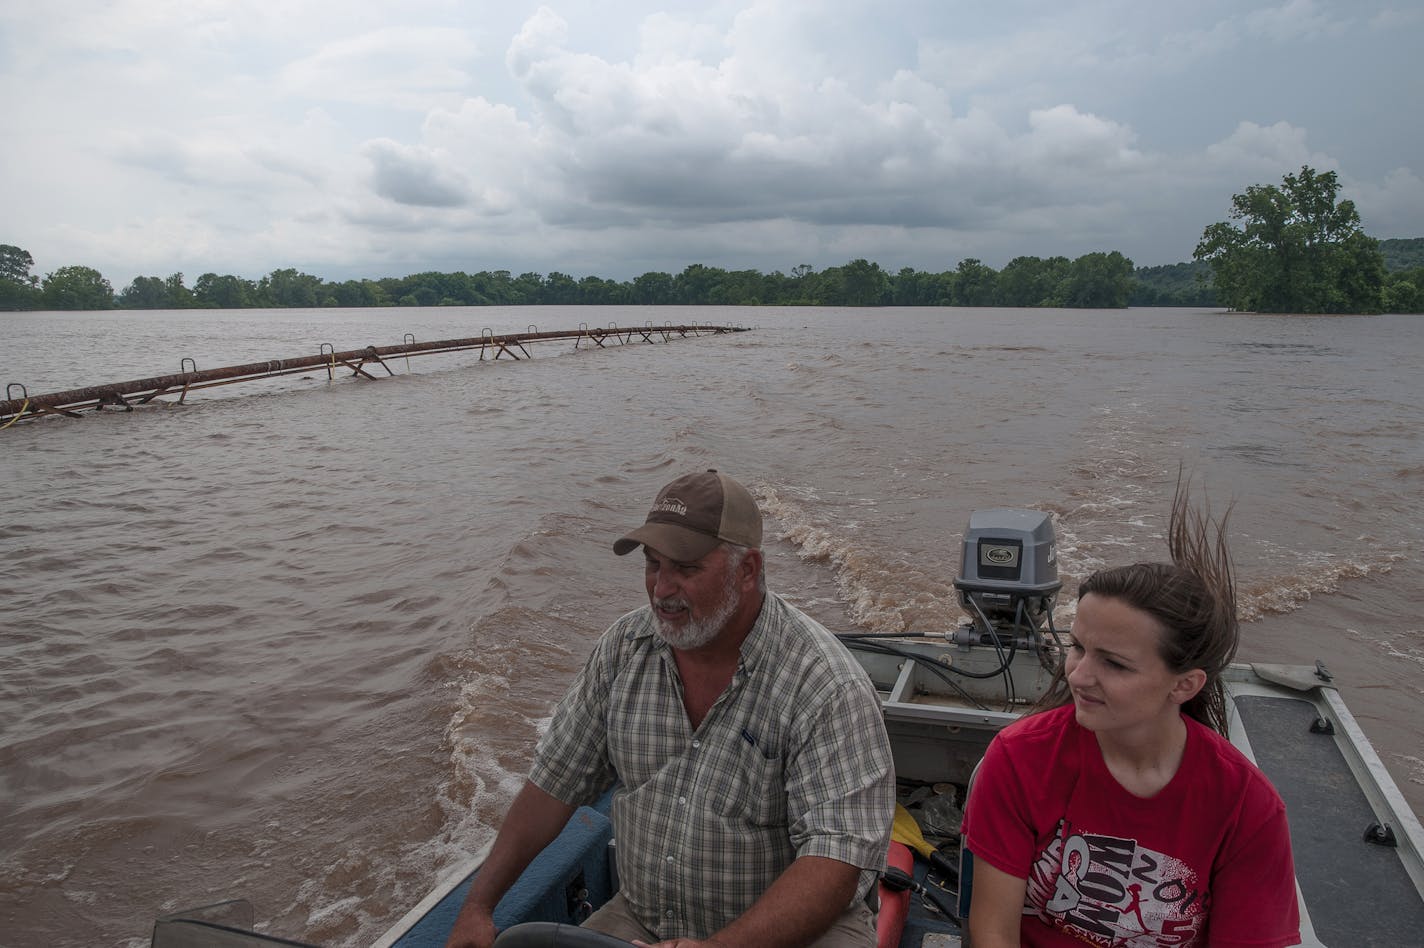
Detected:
[365,141,470,208]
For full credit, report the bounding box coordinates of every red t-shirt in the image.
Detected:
[962,704,1299,947]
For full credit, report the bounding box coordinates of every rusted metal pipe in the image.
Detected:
[2,324,746,425]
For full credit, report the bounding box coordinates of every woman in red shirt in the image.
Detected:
[962,486,1300,947]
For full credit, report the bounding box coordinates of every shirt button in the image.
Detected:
[692,740,700,748]
[666,911,674,918]
[666,855,675,863]
[679,796,687,806]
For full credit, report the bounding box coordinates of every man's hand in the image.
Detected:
[444,904,498,948]
[441,782,577,948]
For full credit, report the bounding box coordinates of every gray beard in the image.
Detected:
[653,584,739,650]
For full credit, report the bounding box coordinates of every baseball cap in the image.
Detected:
[613,469,763,561]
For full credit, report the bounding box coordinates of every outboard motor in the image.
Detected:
[951,509,1061,647]
[834,507,1062,710]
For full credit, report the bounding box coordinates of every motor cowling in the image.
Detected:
[953,508,1060,625]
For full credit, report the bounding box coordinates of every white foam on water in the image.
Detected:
[758,483,959,634]
[1238,550,1404,621]
[1394,754,1424,788]
[1363,627,1424,676]
[440,668,540,839]
[304,894,364,929]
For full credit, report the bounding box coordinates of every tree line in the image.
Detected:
[3,167,1421,313]
[1,249,1142,312]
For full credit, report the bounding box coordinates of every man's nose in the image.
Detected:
[651,569,679,599]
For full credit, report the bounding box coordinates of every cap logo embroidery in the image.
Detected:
[652,497,688,517]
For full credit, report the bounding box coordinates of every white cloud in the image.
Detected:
[363,140,472,208]
[1243,0,1346,42]
[1369,6,1424,30]
[1204,121,1337,176]
[282,27,480,110]
[1351,168,1424,239]
[635,11,726,67]
[2,1,1420,284]
[1022,106,1143,171]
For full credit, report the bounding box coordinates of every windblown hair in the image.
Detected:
[1040,481,1240,735]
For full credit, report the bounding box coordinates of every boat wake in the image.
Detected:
[1237,549,1404,621]
[757,483,958,634]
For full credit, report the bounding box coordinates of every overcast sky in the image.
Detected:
[3,0,1421,288]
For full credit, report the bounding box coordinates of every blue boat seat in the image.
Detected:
[393,800,615,947]
[493,805,616,929]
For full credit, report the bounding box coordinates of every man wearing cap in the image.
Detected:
[446,470,895,948]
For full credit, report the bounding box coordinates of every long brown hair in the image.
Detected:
[1039,480,1239,735]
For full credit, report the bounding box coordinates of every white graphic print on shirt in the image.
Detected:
[1025,820,1208,946]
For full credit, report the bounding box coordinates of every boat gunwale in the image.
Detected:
[370,845,492,948]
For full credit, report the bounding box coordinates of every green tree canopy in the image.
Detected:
[1383,273,1421,314]
[1,244,40,310]
[118,275,168,308]
[1,244,37,285]
[42,265,115,310]
[1381,237,1424,271]
[257,268,324,308]
[119,272,196,309]
[194,272,256,308]
[892,267,950,305]
[951,258,997,306]
[1194,166,1386,313]
[839,258,890,306]
[997,255,1070,306]
[1129,262,1217,307]
[542,271,578,305]
[1059,251,1135,308]
[631,270,674,304]
[24,244,1401,312]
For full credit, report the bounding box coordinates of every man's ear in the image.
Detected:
[738,548,764,589]
[1170,668,1208,706]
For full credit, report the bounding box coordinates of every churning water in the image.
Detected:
[2,305,1421,945]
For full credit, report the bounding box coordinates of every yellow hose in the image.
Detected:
[0,398,30,429]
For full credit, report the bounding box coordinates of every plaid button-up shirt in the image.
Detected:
[529,592,895,941]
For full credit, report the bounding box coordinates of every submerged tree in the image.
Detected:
[118,272,197,309]
[997,255,1070,307]
[42,265,115,310]
[1,244,40,309]
[2,248,1174,311]
[838,258,891,306]
[951,258,997,306]
[1059,252,1136,308]
[1194,166,1385,313]
[194,272,257,308]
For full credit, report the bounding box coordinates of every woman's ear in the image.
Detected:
[1170,668,1208,706]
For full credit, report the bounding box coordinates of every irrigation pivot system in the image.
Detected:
[2,322,748,428]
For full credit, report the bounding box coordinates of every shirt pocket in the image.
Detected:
[709,738,787,827]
